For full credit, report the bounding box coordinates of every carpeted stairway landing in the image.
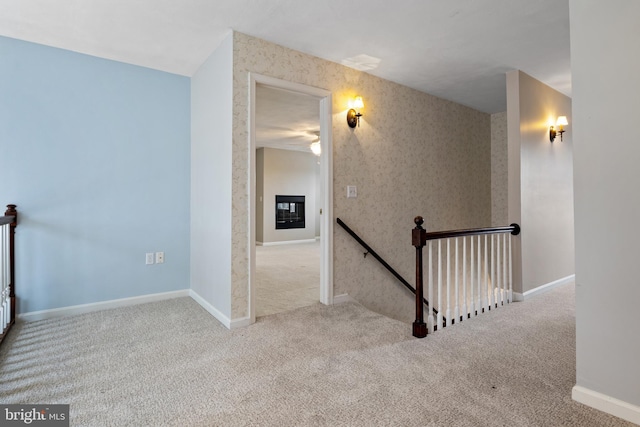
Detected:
[0,283,633,426]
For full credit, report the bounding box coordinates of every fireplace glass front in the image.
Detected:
[275,195,305,229]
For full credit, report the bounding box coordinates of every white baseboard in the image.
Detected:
[18,289,190,322]
[189,289,231,329]
[188,290,253,330]
[18,289,252,331]
[573,385,640,425]
[257,239,317,246]
[513,274,575,302]
[261,239,317,246]
[333,293,354,304]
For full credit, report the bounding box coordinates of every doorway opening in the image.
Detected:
[249,74,333,322]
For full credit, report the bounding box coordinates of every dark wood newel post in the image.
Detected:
[5,204,17,327]
[412,216,427,338]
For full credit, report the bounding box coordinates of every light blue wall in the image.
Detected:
[0,37,191,313]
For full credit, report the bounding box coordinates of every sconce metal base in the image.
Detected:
[550,127,565,142]
[347,109,361,128]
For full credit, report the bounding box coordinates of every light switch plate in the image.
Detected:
[347,185,357,198]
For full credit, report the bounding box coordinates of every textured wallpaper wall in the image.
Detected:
[491,112,508,226]
[231,32,491,322]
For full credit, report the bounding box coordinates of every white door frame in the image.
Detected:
[248,73,334,323]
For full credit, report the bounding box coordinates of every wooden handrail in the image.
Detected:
[426,223,520,241]
[0,204,17,346]
[336,218,439,319]
[0,214,16,226]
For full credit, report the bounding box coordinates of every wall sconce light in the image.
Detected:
[347,96,364,128]
[550,116,569,142]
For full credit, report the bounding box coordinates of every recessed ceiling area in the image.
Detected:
[256,85,320,154]
[0,0,571,114]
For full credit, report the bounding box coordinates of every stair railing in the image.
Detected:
[412,216,520,338]
[0,204,17,346]
[336,218,439,319]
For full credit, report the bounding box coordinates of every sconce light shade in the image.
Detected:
[347,95,364,128]
[550,115,569,142]
[556,116,568,126]
[309,141,321,156]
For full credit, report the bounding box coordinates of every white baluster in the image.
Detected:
[462,236,467,321]
[1,225,6,331]
[489,234,495,310]
[5,223,11,329]
[483,235,488,313]
[1,225,4,286]
[470,235,475,318]
[496,234,502,306]
[1,225,5,331]
[427,241,434,333]
[1,225,4,287]
[454,238,460,324]
[508,234,513,303]
[477,235,482,314]
[437,240,443,330]
[503,233,508,305]
[446,239,451,326]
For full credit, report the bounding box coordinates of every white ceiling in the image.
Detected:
[0,0,571,115]
[1,0,571,154]
[256,85,320,153]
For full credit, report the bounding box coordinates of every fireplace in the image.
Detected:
[275,195,305,229]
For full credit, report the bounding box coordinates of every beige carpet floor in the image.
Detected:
[255,241,320,317]
[0,282,633,426]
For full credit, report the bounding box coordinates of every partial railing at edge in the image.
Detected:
[336,217,439,320]
[412,216,520,338]
[0,204,17,346]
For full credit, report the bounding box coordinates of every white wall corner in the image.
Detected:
[189,289,231,329]
[512,274,574,302]
[230,317,252,329]
[18,290,191,322]
[572,385,640,425]
[332,293,354,305]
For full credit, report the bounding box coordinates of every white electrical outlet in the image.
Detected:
[145,253,154,265]
[347,185,357,198]
[155,252,164,264]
